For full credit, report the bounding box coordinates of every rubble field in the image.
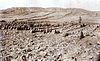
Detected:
[0,7,100,61]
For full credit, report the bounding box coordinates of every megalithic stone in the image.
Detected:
[80,31,84,39]
[79,16,82,24]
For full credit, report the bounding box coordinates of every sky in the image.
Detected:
[0,0,100,11]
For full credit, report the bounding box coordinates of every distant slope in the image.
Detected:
[0,7,100,16]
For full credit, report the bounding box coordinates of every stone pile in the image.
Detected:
[0,20,62,34]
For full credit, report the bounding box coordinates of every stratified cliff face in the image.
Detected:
[0,7,100,61]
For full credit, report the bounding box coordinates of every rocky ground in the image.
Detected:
[0,7,100,61]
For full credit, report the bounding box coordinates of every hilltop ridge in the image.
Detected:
[0,7,99,16]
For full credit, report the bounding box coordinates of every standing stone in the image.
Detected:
[79,31,84,39]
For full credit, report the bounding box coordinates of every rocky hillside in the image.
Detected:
[0,7,100,61]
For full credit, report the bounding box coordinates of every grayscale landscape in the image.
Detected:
[0,7,100,61]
